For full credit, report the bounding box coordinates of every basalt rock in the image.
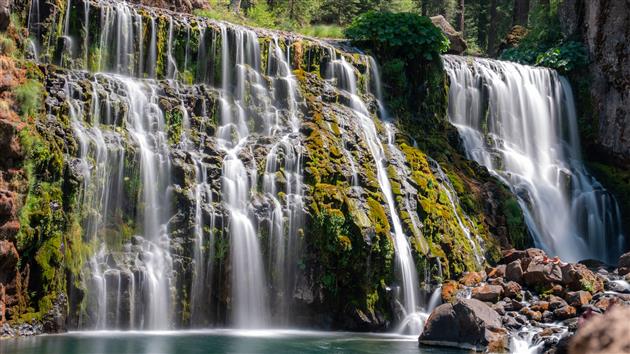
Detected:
[419,298,508,352]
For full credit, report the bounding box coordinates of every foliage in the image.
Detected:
[345,11,449,61]
[499,2,588,74]
[14,79,43,118]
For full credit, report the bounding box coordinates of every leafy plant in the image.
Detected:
[344,11,449,62]
[501,41,588,74]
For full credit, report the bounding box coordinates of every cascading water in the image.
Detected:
[443,55,624,263]
[326,52,424,334]
[30,0,482,334]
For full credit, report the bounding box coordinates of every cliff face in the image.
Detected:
[560,0,630,165]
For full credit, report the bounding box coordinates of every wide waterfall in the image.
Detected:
[26,0,465,332]
[443,55,624,263]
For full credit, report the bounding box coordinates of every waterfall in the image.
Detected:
[443,55,624,263]
[326,52,423,334]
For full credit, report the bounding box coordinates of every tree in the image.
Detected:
[230,0,242,13]
[457,0,465,32]
[512,0,530,26]
[487,0,498,54]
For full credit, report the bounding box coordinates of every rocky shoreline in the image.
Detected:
[419,248,630,352]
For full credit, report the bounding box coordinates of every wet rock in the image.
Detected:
[553,305,577,320]
[618,252,630,276]
[548,295,569,311]
[430,16,467,55]
[519,307,542,321]
[568,306,630,354]
[530,301,549,312]
[471,284,503,303]
[503,281,522,299]
[419,298,508,352]
[564,291,592,308]
[605,279,630,293]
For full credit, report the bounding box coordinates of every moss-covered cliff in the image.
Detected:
[0,0,529,333]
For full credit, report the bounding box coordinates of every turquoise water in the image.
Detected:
[0,330,461,354]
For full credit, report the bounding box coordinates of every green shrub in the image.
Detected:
[501,41,588,74]
[14,79,43,118]
[344,11,449,62]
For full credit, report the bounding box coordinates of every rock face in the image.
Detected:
[560,0,630,165]
[0,0,11,31]
[419,298,508,352]
[128,0,207,13]
[430,15,467,55]
[568,306,630,354]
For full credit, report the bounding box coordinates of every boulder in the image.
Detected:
[505,260,523,283]
[523,257,563,287]
[487,265,506,279]
[618,252,630,275]
[419,298,508,352]
[553,305,577,320]
[565,291,592,308]
[430,15,467,55]
[503,281,522,299]
[471,284,503,303]
[560,263,604,293]
[568,306,630,354]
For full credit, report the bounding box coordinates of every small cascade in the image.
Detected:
[428,158,484,267]
[326,51,423,334]
[61,72,173,329]
[443,55,624,263]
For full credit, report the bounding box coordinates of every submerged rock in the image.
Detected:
[419,298,508,352]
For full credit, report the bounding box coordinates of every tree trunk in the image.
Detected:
[457,0,465,33]
[419,0,428,16]
[230,0,242,13]
[512,0,530,26]
[477,0,488,51]
[487,0,498,55]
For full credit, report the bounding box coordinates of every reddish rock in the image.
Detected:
[523,257,563,287]
[565,291,593,308]
[530,301,550,312]
[503,281,522,299]
[548,295,569,311]
[487,265,506,279]
[441,280,460,303]
[471,285,503,303]
[520,307,543,321]
[554,305,577,320]
[568,306,630,354]
[460,271,486,287]
[560,263,604,293]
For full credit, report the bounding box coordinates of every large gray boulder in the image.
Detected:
[430,15,467,55]
[419,298,508,352]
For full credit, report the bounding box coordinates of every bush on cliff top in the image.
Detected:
[344,11,449,62]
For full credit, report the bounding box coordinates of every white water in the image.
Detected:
[443,55,624,263]
[327,52,424,334]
